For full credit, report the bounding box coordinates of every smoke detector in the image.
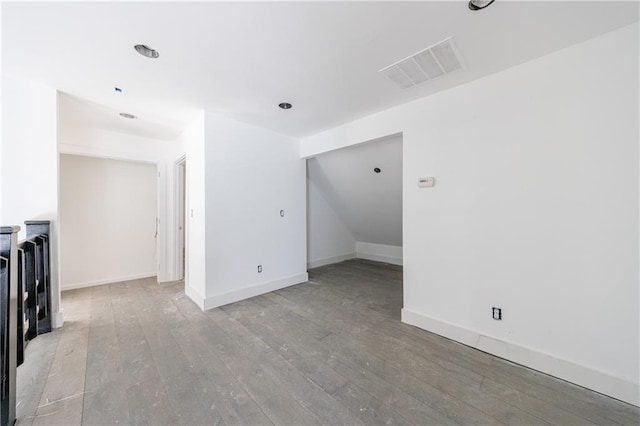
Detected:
[379,37,464,89]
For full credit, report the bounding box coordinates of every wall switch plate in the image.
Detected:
[492,307,502,320]
[418,177,435,188]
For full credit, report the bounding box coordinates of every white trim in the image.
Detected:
[401,308,640,407]
[307,253,356,269]
[155,162,167,282]
[356,242,403,266]
[53,310,64,329]
[357,252,403,266]
[58,143,159,164]
[174,156,187,282]
[61,272,157,291]
[185,284,205,310]
[203,273,309,310]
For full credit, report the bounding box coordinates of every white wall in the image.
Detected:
[200,113,307,308]
[307,136,403,244]
[1,74,62,327]
[300,23,639,406]
[307,180,356,268]
[58,122,182,282]
[59,154,157,289]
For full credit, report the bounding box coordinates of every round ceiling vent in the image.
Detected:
[134,44,159,59]
[468,0,495,10]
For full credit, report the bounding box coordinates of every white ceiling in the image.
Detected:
[308,135,402,246]
[3,2,638,139]
[58,93,182,141]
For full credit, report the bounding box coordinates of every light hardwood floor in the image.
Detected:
[15,259,640,425]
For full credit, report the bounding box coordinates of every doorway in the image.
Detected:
[306,134,403,269]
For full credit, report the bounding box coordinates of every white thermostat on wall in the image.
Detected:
[418,177,435,188]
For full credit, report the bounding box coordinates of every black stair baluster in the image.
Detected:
[0,226,20,426]
[25,222,51,334]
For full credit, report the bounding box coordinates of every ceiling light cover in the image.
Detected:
[379,37,463,89]
[134,44,159,59]
[119,112,137,119]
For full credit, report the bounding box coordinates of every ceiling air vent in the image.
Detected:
[379,37,464,89]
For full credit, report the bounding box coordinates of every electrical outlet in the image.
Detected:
[257,265,262,273]
[418,177,435,188]
[492,307,502,320]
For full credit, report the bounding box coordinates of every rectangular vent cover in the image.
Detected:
[379,37,463,89]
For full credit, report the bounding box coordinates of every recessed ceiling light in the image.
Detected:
[468,0,495,10]
[278,102,292,110]
[134,44,159,59]
[119,113,137,119]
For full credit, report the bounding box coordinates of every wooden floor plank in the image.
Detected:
[13,259,639,425]
[15,331,60,426]
[81,284,130,425]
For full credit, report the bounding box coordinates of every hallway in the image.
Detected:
[16,260,639,425]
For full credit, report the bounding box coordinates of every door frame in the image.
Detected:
[174,156,187,281]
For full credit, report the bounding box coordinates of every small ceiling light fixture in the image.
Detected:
[374,167,381,173]
[134,44,159,59]
[468,0,495,10]
[278,102,292,110]
[119,112,137,119]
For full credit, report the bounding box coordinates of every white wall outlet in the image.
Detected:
[418,177,435,188]
[492,307,502,320]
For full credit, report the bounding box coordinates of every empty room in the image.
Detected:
[0,1,638,425]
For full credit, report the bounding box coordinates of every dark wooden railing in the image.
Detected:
[1,221,52,426]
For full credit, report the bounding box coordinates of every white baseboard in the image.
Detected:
[185,284,205,310]
[401,308,640,407]
[53,310,64,329]
[61,272,157,291]
[356,242,403,266]
[357,252,403,266]
[204,273,309,310]
[307,253,356,269]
